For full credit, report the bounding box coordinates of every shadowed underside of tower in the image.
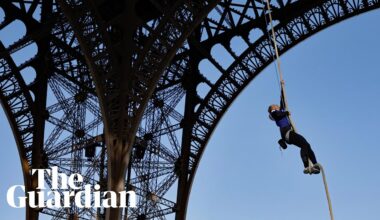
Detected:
[0,0,378,220]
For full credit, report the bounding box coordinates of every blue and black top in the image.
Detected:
[269,105,292,139]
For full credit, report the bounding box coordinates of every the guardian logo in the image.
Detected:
[6,167,137,209]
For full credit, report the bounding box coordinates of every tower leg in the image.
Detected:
[105,137,132,220]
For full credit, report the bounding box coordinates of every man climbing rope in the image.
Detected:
[268,90,320,174]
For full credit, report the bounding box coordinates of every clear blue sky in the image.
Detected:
[1,8,380,220]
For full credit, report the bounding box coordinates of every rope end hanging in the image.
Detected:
[320,163,335,220]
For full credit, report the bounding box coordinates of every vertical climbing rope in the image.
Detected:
[263,0,297,131]
[263,1,334,220]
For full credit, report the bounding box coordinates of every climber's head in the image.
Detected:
[268,104,280,113]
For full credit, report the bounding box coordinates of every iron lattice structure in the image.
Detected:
[0,0,378,219]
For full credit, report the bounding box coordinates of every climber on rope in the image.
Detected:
[268,82,320,174]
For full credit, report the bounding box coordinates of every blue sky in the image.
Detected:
[1,8,380,220]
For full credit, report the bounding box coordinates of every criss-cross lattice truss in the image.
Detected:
[0,0,379,220]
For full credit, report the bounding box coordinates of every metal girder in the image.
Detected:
[1,1,102,220]
[55,0,220,219]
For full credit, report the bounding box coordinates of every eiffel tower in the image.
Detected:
[0,0,379,219]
